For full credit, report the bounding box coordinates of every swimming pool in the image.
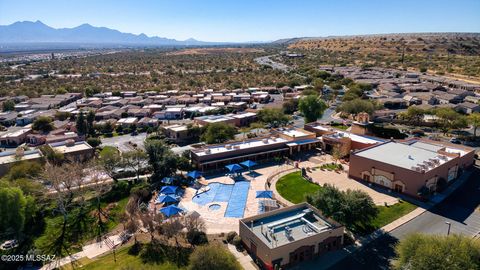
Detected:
[193,181,250,218]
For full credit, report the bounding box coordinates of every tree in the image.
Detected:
[394,233,480,270]
[145,139,178,182]
[434,108,468,134]
[307,184,378,231]
[36,163,88,259]
[2,99,15,112]
[298,95,327,123]
[86,110,96,136]
[97,147,122,182]
[399,106,426,126]
[200,122,237,144]
[86,137,101,148]
[76,111,87,136]
[256,108,290,127]
[337,99,376,116]
[188,243,242,270]
[0,187,27,237]
[32,116,54,133]
[467,112,480,138]
[283,99,299,114]
[122,149,149,183]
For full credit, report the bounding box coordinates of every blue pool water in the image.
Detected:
[193,181,250,218]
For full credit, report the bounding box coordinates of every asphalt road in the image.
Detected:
[329,166,480,270]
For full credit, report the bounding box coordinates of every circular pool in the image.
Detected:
[208,204,221,211]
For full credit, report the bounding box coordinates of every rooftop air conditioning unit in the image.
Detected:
[205,149,211,154]
[233,145,240,149]
[225,144,232,149]
[262,138,269,143]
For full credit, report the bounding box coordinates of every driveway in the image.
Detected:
[101,133,146,152]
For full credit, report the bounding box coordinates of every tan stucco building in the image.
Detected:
[349,139,475,197]
[239,203,344,270]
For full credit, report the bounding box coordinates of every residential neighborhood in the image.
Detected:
[1,1,480,270]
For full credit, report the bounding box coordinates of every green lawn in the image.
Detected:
[276,171,418,234]
[63,246,185,270]
[276,171,321,203]
[99,146,119,157]
[105,196,129,231]
[370,200,417,229]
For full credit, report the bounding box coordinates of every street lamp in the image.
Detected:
[445,221,451,235]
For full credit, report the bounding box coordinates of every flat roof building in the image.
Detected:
[240,203,344,270]
[349,139,475,197]
[191,128,320,171]
[0,148,43,176]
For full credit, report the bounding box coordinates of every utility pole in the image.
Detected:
[445,221,451,235]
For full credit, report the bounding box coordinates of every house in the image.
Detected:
[239,203,344,270]
[117,117,138,127]
[464,96,480,104]
[433,91,463,104]
[455,102,480,114]
[194,112,257,127]
[49,140,94,162]
[0,128,32,147]
[348,139,475,197]
[0,111,18,127]
[160,124,193,143]
[137,117,159,128]
[0,148,44,176]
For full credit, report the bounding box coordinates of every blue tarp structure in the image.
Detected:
[160,185,178,195]
[160,205,183,217]
[256,190,273,199]
[161,177,174,184]
[156,194,178,204]
[187,170,202,179]
[225,164,242,172]
[240,160,257,169]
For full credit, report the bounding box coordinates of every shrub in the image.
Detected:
[232,235,243,249]
[226,231,237,243]
[86,137,101,148]
[188,243,241,270]
[187,230,208,246]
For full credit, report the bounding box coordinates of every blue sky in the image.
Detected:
[1,0,479,42]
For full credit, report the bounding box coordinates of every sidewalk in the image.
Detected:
[227,244,257,270]
[41,234,123,270]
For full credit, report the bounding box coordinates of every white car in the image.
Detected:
[1,239,18,250]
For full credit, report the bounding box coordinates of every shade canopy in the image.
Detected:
[187,170,202,179]
[160,205,183,217]
[160,185,178,195]
[256,190,273,199]
[156,194,178,204]
[225,164,242,172]
[240,160,257,168]
[161,177,174,184]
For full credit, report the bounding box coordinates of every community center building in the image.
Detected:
[239,203,344,270]
[348,139,475,197]
[190,128,320,171]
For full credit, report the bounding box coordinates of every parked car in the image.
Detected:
[1,239,18,250]
[450,137,461,144]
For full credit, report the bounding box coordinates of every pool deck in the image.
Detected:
[180,165,283,234]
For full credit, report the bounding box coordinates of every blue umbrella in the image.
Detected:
[160,185,178,195]
[160,205,183,217]
[240,160,257,169]
[256,191,273,199]
[225,164,242,172]
[156,194,178,204]
[187,170,202,179]
[161,177,174,184]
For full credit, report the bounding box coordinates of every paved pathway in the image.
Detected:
[227,244,257,270]
[41,234,123,270]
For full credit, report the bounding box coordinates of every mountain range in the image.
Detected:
[0,20,225,46]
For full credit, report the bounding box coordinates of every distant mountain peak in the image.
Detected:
[0,20,227,46]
